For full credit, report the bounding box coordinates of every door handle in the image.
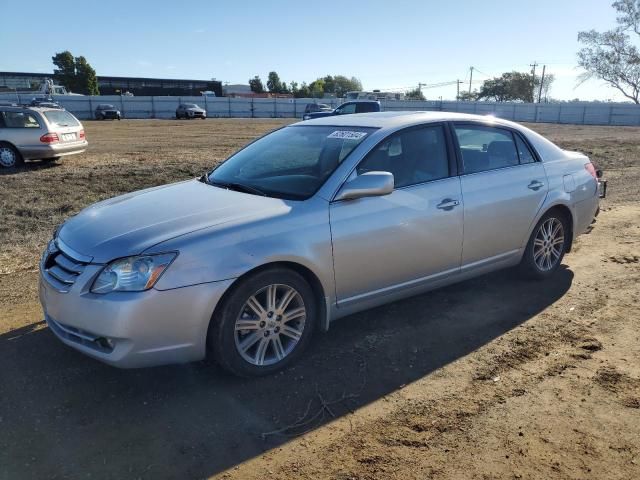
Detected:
[436,198,460,211]
[528,180,545,191]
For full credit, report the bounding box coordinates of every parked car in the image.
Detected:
[176,103,206,119]
[0,106,87,168]
[302,100,380,120]
[40,112,605,376]
[304,103,332,115]
[95,104,121,120]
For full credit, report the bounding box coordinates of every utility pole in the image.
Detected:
[537,65,546,103]
[468,66,474,94]
[529,61,538,103]
[418,82,426,97]
[457,79,464,100]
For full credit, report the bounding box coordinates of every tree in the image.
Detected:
[458,91,478,101]
[309,79,325,98]
[249,75,265,93]
[294,82,311,98]
[52,51,100,95]
[74,56,99,95]
[405,87,425,100]
[537,73,555,102]
[476,71,536,102]
[52,51,77,92]
[267,71,283,93]
[577,0,640,103]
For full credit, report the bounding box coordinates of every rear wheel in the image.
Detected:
[209,268,317,376]
[0,143,23,168]
[520,210,569,279]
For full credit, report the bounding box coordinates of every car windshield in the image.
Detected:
[208,125,376,200]
[183,103,198,108]
[43,110,80,127]
[99,104,115,109]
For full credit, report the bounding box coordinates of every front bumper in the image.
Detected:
[39,268,233,368]
[20,140,88,160]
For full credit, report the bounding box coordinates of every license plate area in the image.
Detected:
[61,133,76,142]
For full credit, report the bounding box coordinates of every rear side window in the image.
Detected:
[1,112,40,128]
[357,125,449,188]
[356,103,377,113]
[43,110,80,128]
[514,134,536,164]
[454,125,519,174]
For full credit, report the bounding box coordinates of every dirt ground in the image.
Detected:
[0,119,638,480]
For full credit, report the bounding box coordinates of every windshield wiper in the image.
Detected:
[204,177,267,197]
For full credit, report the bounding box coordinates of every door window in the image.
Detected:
[1,112,40,128]
[357,125,449,188]
[454,125,519,173]
[336,103,356,115]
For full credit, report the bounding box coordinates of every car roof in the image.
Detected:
[292,111,523,130]
[0,105,62,112]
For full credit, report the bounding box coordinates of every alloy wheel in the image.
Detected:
[0,146,17,167]
[234,284,306,366]
[533,217,565,271]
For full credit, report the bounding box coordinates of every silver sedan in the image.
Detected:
[39,112,604,376]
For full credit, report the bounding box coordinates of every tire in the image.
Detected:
[519,210,569,280]
[209,267,317,377]
[0,142,23,168]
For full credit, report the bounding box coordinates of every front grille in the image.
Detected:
[43,243,89,292]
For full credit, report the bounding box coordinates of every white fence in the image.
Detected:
[2,93,640,126]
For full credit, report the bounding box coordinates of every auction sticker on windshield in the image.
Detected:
[328,131,368,140]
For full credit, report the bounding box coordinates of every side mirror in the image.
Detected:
[335,172,394,201]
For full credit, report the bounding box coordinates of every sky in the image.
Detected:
[0,0,629,101]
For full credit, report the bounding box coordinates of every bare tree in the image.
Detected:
[577,0,640,103]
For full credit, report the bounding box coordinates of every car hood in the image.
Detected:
[58,179,290,263]
[305,111,335,119]
[187,108,205,112]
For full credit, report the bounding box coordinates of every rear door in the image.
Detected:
[330,123,463,304]
[0,110,44,147]
[452,123,548,268]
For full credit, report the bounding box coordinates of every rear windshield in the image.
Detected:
[43,110,80,128]
[99,104,115,109]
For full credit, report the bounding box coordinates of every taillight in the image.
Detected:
[79,130,85,139]
[584,162,597,180]
[40,133,59,144]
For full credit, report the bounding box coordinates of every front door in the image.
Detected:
[330,124,464,304]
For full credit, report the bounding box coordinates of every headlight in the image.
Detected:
[91,253,177,294]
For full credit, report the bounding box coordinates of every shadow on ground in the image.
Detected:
[0,267,573,479]
[0,159,60,176]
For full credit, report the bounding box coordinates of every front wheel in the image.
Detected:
[520,211,569,279]
[208,268,317,376]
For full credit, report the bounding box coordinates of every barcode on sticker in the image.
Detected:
[328,131,368,140]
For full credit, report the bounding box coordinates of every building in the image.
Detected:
[0,72,223,97]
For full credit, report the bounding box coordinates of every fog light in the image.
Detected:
[96,337,114,350]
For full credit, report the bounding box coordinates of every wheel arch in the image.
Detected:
[545,204,574,252]
[206,261,330,351]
